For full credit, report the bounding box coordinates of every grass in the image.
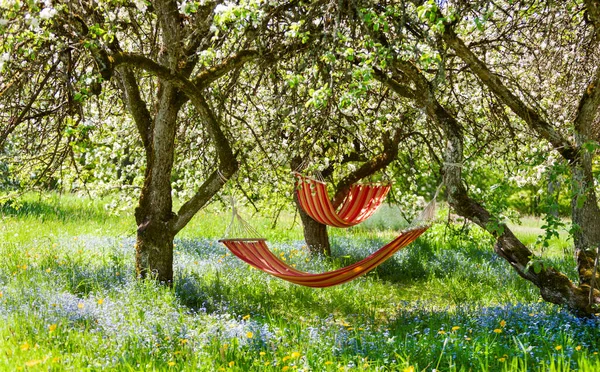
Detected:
[1,193,599,371]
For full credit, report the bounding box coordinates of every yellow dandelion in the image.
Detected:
[500,320,506,327]
[594,352,598,355]
[77,302,84,309]
[20,342,30,351]
[493,328,502,334]
[228,361,235,367]
[260,352,266,356]
[0,291,3,298]
[25,359,42,367]
[555,345,563,351]
[243,314,250,320]
[325,361,333,365]
[168,361,176,366]
[452,326,460,331]
[48,324,57,332]
[358,327,364,331]
[498,357,506,362]
[283,367,290,372]
[51,357,60,363]
[179,339,188,345]
[465,337,471,341]
[291,351,301,358]
[246,331,253,339]
[46,268,51,273]
[403,367,415,372]
[576,345,582,351]
[438,330,446,335]
[97,298,104,305]
[347,327,354,331]
[264,361,270,366]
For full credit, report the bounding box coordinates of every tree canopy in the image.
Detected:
[2,0,600,315]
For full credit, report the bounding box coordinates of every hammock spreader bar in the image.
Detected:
[293,172,391,228]
[219,226,428,288]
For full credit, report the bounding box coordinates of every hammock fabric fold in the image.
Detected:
[293,172,391,228]
[219,226,428,288]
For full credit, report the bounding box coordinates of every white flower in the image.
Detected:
[133,0,147,12]
[214,3,232,14]
[39,7,57,20]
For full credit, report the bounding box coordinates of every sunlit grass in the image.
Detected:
[1,193,598,371]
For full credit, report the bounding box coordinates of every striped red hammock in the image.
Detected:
[219,226,428,288]
[293,172,391,228]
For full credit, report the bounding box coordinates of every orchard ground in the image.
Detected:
[0,194,599,371]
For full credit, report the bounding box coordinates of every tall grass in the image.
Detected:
[0,193,598,371]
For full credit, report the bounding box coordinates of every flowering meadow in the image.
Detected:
[1,195,600,371]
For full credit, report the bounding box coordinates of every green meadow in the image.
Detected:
[1,194,598,371]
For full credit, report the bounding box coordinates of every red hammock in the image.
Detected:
[219,226,428,288]
[293,172,391,228]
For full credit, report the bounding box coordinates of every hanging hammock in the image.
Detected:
[217,197,436,288]
[219,226,428,287]
[293,172,391,228]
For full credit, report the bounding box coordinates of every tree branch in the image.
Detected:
[441,27,578,162]
[193,49,261,89]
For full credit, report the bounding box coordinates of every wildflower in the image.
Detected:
[246,332,253,339]
[283,356,291,362]
[291,351,301,358]
[46,268,51,273]
[283,367,290,371]
[465,337,471,341]
[25,359,42,367]
[452,326,460,331]
[493,329,502,334]
[555,345,562,351]
[259,352,266,356]
[179,339,188,345]
[500,320,506,327]
[228,361,235,367]
[51,357,60,363]
[403,367,415,372]
[438,330,446,335]
[576,345,582,351]
[243,314,250,320]
[48,324,57,332]
[97,298,104,305]
[0,291,3,298]
[498,357,506,362]
[77,302,84,309]
[168,361,176,366]
[325,361,333,365]
[20,342,30,351]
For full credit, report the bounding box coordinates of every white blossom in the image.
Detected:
[39,7,57,20]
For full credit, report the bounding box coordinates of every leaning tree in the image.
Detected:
[333,0,600,315]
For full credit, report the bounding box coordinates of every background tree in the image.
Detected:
[0,0,310,282]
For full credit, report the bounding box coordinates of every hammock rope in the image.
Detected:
[293,172,391,228]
